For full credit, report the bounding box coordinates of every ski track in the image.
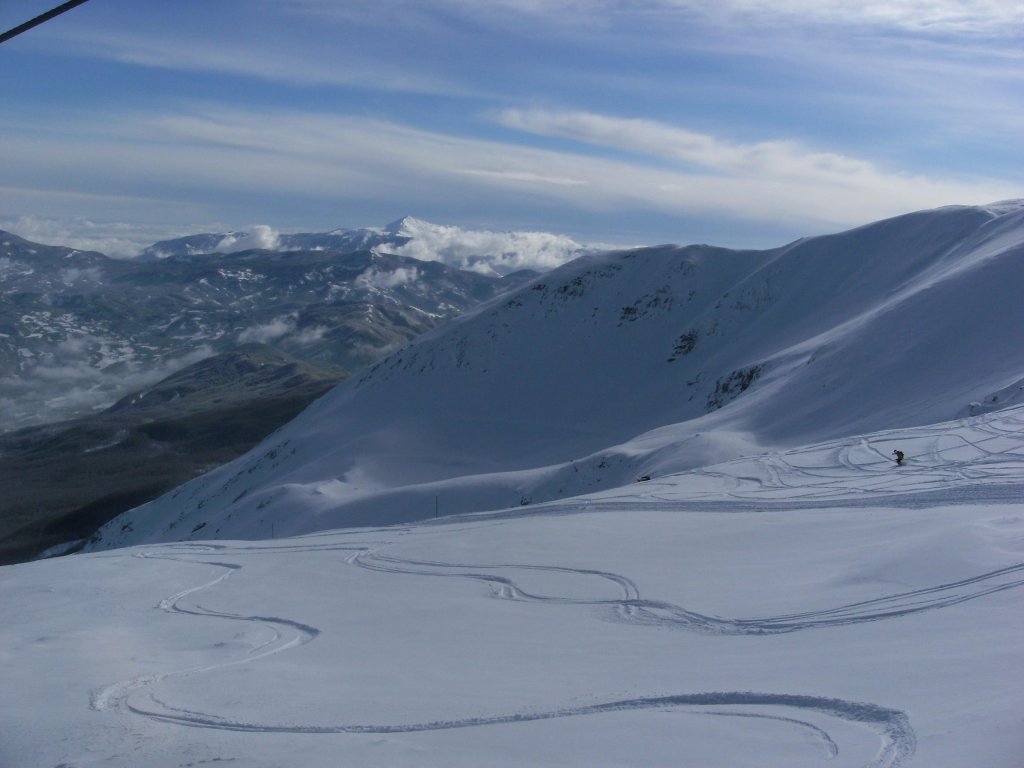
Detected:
[677,410,1024,504]
[90,550,342,715]
[98,570,914,768]
[88,407,1024,763]
[699,708,841,759]
[88,538,1024,765]
[487,406,1024,517]
[351,552,1024,635]
[459,411,1024,524]
[130,690,916,768]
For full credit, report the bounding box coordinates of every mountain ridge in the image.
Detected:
[85,201,1024,551]
[138,216,591,277]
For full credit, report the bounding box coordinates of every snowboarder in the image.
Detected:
[892,449,905,466]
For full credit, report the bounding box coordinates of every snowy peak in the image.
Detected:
[86,202,1024,551]
[382,216,423,236]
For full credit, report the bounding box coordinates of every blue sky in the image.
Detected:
[1,0,1022,254]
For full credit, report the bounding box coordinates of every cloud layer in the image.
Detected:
[2,0,1021,249]
[5,105,1017,251]
[0,216,194,259]
[0,343,214,431]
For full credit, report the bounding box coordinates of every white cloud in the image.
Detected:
[60,267,104,285]
[0,344,214,431]
[387,218,587,274]
[286,0,1024,37]
[237,316,296,344]
[292,326,329,346]
[4,105,1019,250]
[460,169,588,187]
[495,108,883,185]
[356,266,421,289]
[432,0,1024,36]
[216,225,281,253]
[488,107,1020,223]
[51,27,476,97]
[163,107,1019,227]
[681,0,1024,35]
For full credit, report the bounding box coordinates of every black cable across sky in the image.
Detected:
[0,0,91,45]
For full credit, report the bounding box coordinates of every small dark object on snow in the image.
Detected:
[892,450,905,466]
[637,475,651,482]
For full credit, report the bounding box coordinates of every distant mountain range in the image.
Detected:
[139,223,403,261]
[139,216,591,277]
[83,201,1024,551]
[0,218,581,562]
[1,220,554,431]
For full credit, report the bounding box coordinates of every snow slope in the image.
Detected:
[85,202,1024,550]
[3,405,1023,767]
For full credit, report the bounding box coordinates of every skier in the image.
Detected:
[892,449,904,466]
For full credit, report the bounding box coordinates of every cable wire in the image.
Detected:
[1,0,91,45]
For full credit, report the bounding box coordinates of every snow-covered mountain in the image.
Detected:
[142,217,592,276]
[86,201,1024,551]
[1,233,531,430]
[140,224,403,261]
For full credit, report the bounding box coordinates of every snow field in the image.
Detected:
[3,410,1023,766]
